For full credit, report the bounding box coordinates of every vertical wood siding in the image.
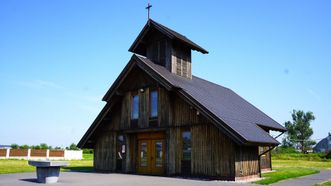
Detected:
[92,67,264,179]
[260,146,271,170]
[94,132,117,171]
[191,124,235,179]
[168,95,236,179]
[168,127,182,175]
[235,146,259,178]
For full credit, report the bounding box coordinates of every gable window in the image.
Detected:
[150,90,158,118]
[131,94,139,120]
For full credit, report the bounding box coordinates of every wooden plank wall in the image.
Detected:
[168,95,199,175]
[171,43,192,79]
[191,124,235,179]
[260,146,271,170]
[30,149,47,157]
[168,127,182,175]
[0,149,6,156]
[9,149,28,156]
[49,150,64,157]
[235,146,259,178]
[158,87,171,127]
[168,95,236,179]
[125,133,137,173]
[92,69,264,179]
[119,86,170,130]
[120,93,131,129]
[94,132,117,171]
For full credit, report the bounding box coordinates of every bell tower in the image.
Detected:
[129,19,208,79]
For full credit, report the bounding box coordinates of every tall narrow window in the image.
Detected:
[150,90,158,118]
[131,95,139,120]
[182,130,191,175]
[182,131,191,160]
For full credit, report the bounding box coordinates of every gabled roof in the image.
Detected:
[79,54,286,148]
[128,19,208,55]
[314,135,331,152]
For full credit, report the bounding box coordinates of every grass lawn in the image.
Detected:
[273,159,331,170]
[0,153,93,174]
[254,153,331,185]
[254,167,319,185]
[315,180,331,186]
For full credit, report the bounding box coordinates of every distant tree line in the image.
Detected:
[10,143,83,151]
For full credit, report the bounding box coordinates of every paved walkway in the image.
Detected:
[271,170,331,186]
[0,172,254,186]
[0,171,330,186]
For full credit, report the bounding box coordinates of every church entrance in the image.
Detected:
[137,132,165,175]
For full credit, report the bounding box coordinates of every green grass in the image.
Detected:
[315,180,331,186]
[82,153,93,160]
[0,159,35,174]
[273,152,331,162]
[273,159,331,170]
[254,167,319,185]
[254,152,331,185]
[0,153,93,174]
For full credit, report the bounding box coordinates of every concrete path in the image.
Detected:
[0,172,255,186]
[271,170,331,186]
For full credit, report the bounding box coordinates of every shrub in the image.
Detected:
[10,144,19,149]
[82,148,93,154]
[66,143,79,150]
[19,144,30,149]
[272,146,297,154]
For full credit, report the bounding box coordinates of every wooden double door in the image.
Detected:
[137,132,165,175]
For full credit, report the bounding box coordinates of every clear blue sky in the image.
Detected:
[1,1,330,147]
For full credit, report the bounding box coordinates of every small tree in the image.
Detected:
[39,143,48,150]
[11,144,19,149]
[19,144,30,149]
[66,143,79,150]
[284,110,316,153]
[32,145,41,149]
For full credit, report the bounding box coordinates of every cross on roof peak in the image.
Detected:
[145,3,152,20]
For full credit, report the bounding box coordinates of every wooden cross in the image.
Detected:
[146,3,152,19]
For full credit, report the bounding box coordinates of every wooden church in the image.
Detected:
[78,19,286,181]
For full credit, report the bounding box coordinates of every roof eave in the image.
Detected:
[77,103,112,148]
[257,123,287,133]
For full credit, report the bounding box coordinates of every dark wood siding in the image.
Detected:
[171,42,192,79]
[168,95,236,179]
[235,146,259,178]
[92,68,264,179]
[191,124,235,179]
[260,146,272,171]
[119,86,170,130]
[94,132,117,171]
